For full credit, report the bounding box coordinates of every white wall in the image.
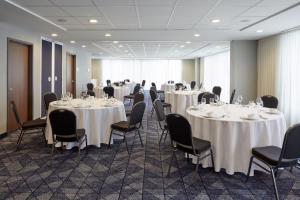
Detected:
[0,22,92,134]
[230,40,258,103]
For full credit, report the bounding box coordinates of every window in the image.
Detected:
[101,60,182,89]
[203,51,230,102]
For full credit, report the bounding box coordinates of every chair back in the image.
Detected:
[106,80,111,86]
[198,92,214,103]
[261,95,278,108]
[103,86,114,98]
[279,124,300,165]
[124,79,130,82]
[44,92,57,111]
[129,102,146,126]
[87,90,95,97]
[151,82,156,87]
[49,109,77,141]
[212,86,222,97]
[10,101,22,127]
[133,92,144,105]
[190,81,196,90]
[170,81,174,84]
[149,89,157,103]
[175,83,183,90]
[133,84,140,95]
[166,114,194,151]
[87,83,94,91]
[142,80,146,87]
[153,99,165,122]
[230,89,236,104]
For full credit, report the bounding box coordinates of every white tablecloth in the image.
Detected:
[46,98,126,149]
[165,90,203,116]
[94,86,131,101]
[125,82,136,93]
[161,84,175,92]
[186,104,286,175]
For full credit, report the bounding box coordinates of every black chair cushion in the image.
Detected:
[176,137,211,154]
[111,121,136,132]
[22,118,46,129]
[252,146,281,166]
[56,129,86,142]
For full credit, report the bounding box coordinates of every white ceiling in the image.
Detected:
[1,0,300,58]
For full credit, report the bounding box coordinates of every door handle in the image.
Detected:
[48,76,52,82]
[55,76,58,81]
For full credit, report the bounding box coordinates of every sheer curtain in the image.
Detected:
[101,60,182,89]
[203,51,230,102]
[257,29,300,127]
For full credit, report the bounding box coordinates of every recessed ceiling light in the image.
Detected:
[70,40,76,44]
[51,33,58,37]
[256,29,263,33]
[185,41,191,44]
[105,33,111,37]
[180,45,185,48]
[113,41,119,44]
[193,33,200,37]
[119,45,123,48]
[82,45,86,48]
[211,19,221,23]
[89,19,98,24]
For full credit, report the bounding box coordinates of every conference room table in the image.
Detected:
[186,104,286,175]
[94,86,131,101]
[165,90,204,116]
[45,98,126,149]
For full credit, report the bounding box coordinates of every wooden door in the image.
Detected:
[7,40,32,132]
[41,40,52,116]
[54,43,62,97]
[66,53,76,96]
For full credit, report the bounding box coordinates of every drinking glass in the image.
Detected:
[237,95,243,105]
[256,97,263,107]
[201,98,206,105]
[215,95,220,103]
[209,98,215,105]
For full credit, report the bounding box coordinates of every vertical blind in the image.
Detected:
[257,29,300,127]
[203,51,230,102]
[101,60,182,89]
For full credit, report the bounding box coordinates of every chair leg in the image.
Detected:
[124,134,129,154]
[246,156,254,182]
[196,155,200,172]
[137,130,143,147]
[107,129,113,149]
[17,130,25,149]
[41,128,47,145]
[210,149,215,171]
[78,144,81,163]
[151,107,154,118]
[167,150,175,177]
[271,168,280,200]
[50,143,55,167]
[85,136,88,153]
[158,130,165,145]
[163,132,168,143]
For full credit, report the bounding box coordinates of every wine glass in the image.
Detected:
[237,95,243,105]
[256,97,263,107]
[215,95,220,104]
[209,98,215,105]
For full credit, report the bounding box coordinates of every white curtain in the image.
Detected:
[101,60,182,89]
[203,51,230,102]
[257,29,300,127]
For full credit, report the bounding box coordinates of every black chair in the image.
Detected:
[43,92,57,113]
[212,86,222,97]
[175,83,183,90]
[108,102,145,154]
[261,95,278,108]
[125,79,130,82]
[142,80,146,87]
[87,90,95,97]
[170,81,174,84]
[166,114,214,174]
[230,89,236,104]
[103,86,114,98]
[124,84,140,104]
[151,82,164,94]
[246,124,300,200]
[153,99,168,145]
[150,89,171,117]
[87,83,94,91]
[126,92,144,117]
[49,109,87,162]
[106,80,111,86]
[10,101,46,149]
[190,81,196,90]
[198,92,215,104]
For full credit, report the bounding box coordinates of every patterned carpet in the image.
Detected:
[1,97,300,200]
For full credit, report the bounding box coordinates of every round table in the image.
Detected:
[45,98,126,149]
[186,104,286,175]
[94,86,131,101]
[165,90,203,116]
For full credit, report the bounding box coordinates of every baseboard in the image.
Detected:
[0,132,7,140]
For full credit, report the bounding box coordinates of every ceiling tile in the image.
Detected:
[136,0,177,6]
[138,6,173,17]
[51,0,94,6]
[93,0,134,6]
[101,6,137,17]
[27,6,69,16]
[12,0,53,6]
[61,6,102,17]
[241,6,287,17]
